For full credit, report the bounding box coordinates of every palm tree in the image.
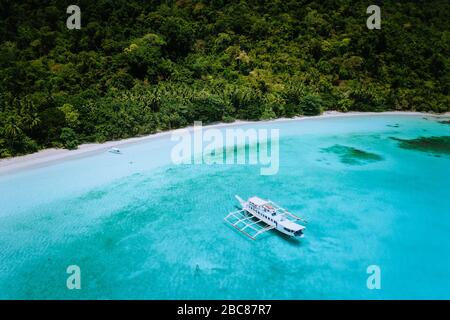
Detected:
[3,119,21,138]
[30,113,41,128]
[2,116,23,150]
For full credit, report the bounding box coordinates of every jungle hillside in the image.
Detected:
[0,0,449,157]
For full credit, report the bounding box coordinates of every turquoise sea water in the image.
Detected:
[0,115,449,299]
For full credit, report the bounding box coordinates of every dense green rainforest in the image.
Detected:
[0,1,449,157]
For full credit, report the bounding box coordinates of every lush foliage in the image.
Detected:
[1,0,449,157]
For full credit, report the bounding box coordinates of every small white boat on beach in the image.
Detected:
[108,147,121,154]
[224,195,307,240]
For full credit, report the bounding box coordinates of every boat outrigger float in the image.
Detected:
[224,195,307,240]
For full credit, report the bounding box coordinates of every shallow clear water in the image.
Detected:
[0,115,449,299]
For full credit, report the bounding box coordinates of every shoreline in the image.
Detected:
[0,111,448,175]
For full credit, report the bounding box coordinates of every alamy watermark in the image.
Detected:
[66,5,81,30]
[170,122,280,175]
[66,265,81,290]
[366,265,381,290]
[367,5,381,30]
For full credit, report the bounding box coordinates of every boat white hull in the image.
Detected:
[244,206,304,238]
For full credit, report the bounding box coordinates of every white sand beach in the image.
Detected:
[0,111,448,175]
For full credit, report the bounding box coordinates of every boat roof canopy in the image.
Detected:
[248,196,269,206]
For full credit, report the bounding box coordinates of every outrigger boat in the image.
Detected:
[224,195,307,240]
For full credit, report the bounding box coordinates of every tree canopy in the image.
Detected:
[0,0,449,157]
